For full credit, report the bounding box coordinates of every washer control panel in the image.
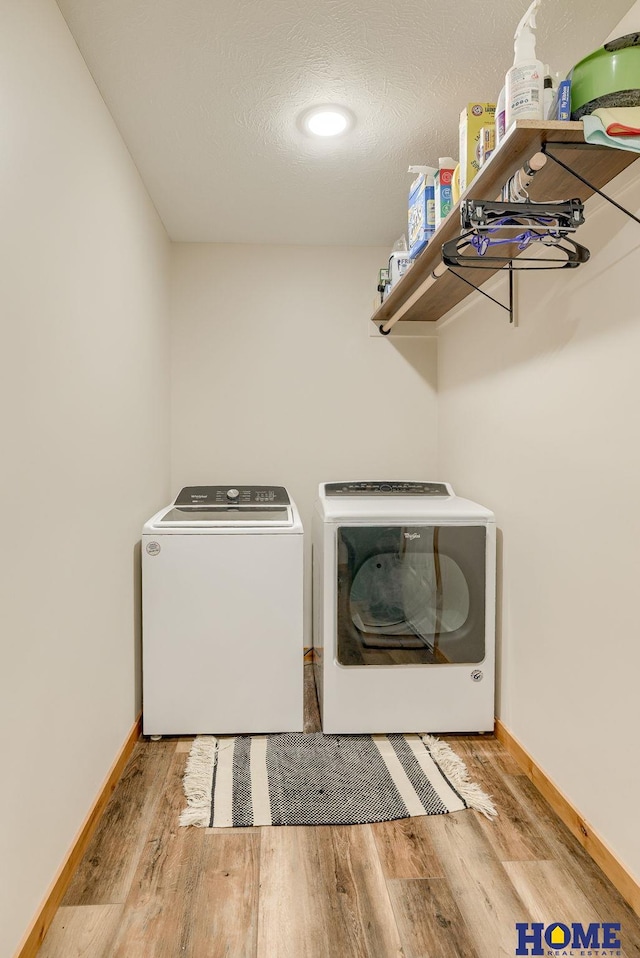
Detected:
[175,485,290,506]
[325,481,451,497]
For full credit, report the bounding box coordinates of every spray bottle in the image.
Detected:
[505,0,544,131]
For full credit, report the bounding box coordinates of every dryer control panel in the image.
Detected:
[324,481,451,497]
[175,485,290,506]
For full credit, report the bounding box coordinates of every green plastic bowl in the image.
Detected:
[570,33,640,119]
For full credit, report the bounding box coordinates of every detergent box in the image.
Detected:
[459,102,496,191]
[550,79,571,121]
[478,125,496,168]
[407,168,435,260]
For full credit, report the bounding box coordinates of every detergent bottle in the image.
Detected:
[434,157,457,231]
[505,0,544,131]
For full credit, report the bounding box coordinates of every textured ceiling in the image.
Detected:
[56,0,635,246]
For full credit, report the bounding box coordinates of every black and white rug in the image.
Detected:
[180,733,496,828]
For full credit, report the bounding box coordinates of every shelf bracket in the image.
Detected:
[448,264,516,325]
[542,142,640,227]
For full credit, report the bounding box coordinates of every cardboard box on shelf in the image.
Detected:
[459,102,496,191]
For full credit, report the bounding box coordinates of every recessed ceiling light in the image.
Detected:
[301,105,354,137]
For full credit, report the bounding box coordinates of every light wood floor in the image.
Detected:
[39,667,640,958]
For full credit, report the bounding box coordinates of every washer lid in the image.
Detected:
[158,505,292,526]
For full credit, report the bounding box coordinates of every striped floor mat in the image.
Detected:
[180,733,496,828]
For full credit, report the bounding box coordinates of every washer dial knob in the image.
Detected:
[226,488,240,500]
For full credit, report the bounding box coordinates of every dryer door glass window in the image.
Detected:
[336,525,486,666]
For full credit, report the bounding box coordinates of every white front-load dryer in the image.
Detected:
[312,481,495,733]
[142,485,304,735]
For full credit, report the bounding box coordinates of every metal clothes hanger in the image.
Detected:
[442,198,590,270]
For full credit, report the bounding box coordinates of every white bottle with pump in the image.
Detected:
[505,0,544,132]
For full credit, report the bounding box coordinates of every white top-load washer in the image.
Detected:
[142,485,304,735]
[312,481,495,733]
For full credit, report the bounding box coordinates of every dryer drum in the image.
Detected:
[349,552,470,648]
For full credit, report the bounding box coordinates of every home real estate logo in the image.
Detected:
[515,921,622,956]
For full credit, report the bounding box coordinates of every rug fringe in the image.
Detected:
[179,735,218,827]
[420,734,498,820]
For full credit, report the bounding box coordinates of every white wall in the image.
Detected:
[605,0,640,40]
[170,244,438,639]
[0,2,170,955]
[437,162,640,880]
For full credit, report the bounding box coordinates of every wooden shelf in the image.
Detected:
[372,120,639,327]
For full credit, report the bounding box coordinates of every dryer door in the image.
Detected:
[336,524,486,666]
